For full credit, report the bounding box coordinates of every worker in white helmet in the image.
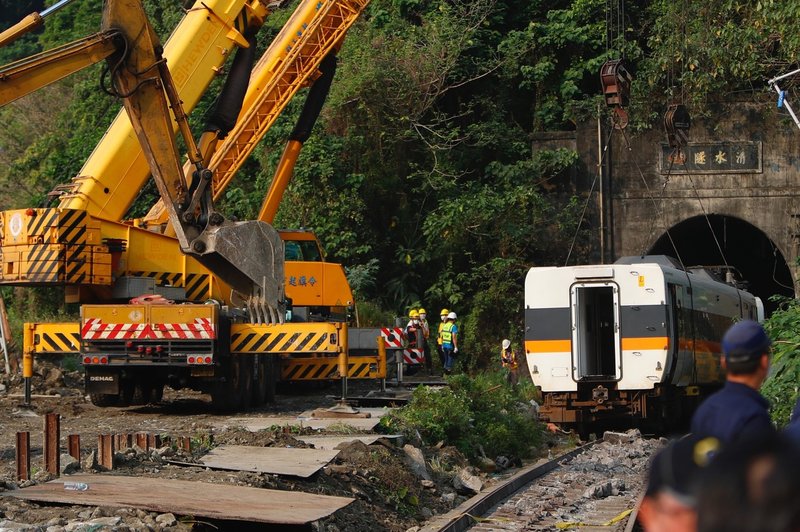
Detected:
[442,311,459,374]
[501,338,518,387]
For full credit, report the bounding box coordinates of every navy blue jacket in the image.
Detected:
[690,381,775,444]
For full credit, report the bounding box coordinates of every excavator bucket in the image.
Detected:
[190,219,285,323]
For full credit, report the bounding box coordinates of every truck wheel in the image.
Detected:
[90,393,118,407]
[212,357,247,412]
[149,384,164,404]
[118,382,137,406]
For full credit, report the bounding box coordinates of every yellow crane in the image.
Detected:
[3,0,391,409]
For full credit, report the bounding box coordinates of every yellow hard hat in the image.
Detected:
[409,309,419,318]
[418,308,427,315]
[440,308,449,316]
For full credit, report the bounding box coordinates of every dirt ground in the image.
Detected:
[0,362,547,531]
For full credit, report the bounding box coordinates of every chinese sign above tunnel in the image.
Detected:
[659,141,762,174]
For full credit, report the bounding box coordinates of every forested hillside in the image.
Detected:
[1,0,798,368]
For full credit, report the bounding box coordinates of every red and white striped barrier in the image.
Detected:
[82,318,215,340]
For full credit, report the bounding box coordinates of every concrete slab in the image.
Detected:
[4,474,353,525]
[197,445,339,477]
[216,415,381,432]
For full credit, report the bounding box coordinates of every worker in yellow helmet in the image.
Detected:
[405,310,422,370]
[436,308,449,372]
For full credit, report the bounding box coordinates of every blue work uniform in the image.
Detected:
[690,381,775,444]
[442,322,458,371]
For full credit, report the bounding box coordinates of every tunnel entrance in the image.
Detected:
[648,214,794,316]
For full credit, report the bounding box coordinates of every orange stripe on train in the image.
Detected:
[526,337,670,353]
[621,337,669,351]
[525,339,571,353]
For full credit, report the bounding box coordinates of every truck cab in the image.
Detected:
[279,229,353,324]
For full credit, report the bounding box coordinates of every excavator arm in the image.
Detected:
[101,0,284,323]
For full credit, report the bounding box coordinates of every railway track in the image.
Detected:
[422,430,662,532]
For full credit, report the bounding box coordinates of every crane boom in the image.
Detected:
[55,0,277,221]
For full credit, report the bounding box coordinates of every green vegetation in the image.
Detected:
[763,296,800,427]
[382,372,542,461]
[2,0,800,372]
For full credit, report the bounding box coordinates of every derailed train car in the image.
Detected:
[524,255,763,435]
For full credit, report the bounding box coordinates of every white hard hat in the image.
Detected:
[447,311,457,320]
[502,339,511,350]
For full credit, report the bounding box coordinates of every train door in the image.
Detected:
[570,283,621,381]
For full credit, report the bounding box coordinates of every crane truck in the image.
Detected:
[1,0,404,409]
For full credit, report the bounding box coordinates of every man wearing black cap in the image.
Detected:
[690,320,776,444]
[638,434,720,532]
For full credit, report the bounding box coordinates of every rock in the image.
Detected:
[582,478,625,499]
[90,507,113,518]
[441,492,456,503]
[64,516,120,531]
[0,520,36,530]
[155,446,175,458]
[44,367,64,387]
[420,507,433,518]
[405,527,420,532]
[420,479,435,489]
[452,468,482,495]
[32,470,56,483]
[60,453,80,475]
[327,464,351,475]
[476,456,497,472]
[155,513,177,527]
[82,450,99,471]
[402,444,431,481]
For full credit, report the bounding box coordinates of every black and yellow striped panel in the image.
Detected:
[347,356,384,379]
[231,323,340,354]
[279,355,384,381]
[56,209,89,244]
[25,209,88,244]
[184,273,209,301]
[23,244,92,284]
[31,323,81,354]
[281,358,340,381]
[128,271,209,301]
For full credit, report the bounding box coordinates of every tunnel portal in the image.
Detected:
[648,214,794,316]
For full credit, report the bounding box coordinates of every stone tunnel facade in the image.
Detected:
[540,100,800,305]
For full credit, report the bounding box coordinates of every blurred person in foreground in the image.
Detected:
[690,320,775,444]
[695,432,800,532]
[638,434,720,532]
